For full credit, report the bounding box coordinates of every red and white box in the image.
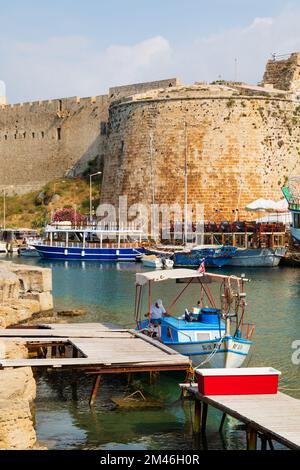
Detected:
[196,367,281,396]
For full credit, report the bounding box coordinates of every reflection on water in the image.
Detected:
[7,255,300,449]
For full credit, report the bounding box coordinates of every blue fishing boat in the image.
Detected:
[32,225,145,261]
[135,269,254,368]
[174,245,237,268]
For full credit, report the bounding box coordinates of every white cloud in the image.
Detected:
[2,4,300,102]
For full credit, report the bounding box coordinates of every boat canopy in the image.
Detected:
[136,269,248,286]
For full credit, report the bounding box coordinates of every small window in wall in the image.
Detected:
[4,135,7,140]
[32,132,35,139]
[57,128,61,141]
[23,132,26,139]
[14,134,17,139]
[41,131,45,139]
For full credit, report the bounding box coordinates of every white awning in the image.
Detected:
[136,269,247,286]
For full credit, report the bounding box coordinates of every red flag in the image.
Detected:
[198,259,206,274]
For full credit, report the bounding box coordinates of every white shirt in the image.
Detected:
[150,304,166,320]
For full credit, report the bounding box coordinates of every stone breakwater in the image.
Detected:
[0,261,53,328]
[0,261,53,449]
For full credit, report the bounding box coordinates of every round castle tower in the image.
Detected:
[102,55,300,222]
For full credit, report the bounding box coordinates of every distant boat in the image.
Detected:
[141,254,174,269]
[226,247,286,267]
[18,246,40,258]
[174,245,237,268]
[135,269,254,368]
[32,225,145,261]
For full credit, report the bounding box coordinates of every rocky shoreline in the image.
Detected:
[0,261,53,450]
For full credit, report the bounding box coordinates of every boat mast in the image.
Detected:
[184,122,188,246]
[149,131,156,242]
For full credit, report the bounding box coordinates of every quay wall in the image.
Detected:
[0,261,53,450]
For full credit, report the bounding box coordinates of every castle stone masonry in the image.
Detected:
[2,54,300,220]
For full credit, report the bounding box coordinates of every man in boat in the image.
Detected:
[150,299,166,325]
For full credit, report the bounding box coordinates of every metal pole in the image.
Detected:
[184,122,188,246]
[3,189,5,230]
[89,175,92,226]
[149,132,156,241]
[89,172,102,227]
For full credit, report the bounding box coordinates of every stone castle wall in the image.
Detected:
[102,82,300,221]
[0,95,109,194]
[0,79,179,195]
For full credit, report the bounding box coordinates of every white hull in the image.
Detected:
[227,248,286,267]
[142,256,174,269]
[169,337,251,368]
[142,258,163,269]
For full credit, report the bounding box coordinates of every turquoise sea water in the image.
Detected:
[6,256,300,450]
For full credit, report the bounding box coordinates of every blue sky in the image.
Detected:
[0,0,299,102]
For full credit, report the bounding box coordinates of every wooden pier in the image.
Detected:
[0,323,191,405]
[181,383,300,450]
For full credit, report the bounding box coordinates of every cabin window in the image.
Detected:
[294,213,300,229]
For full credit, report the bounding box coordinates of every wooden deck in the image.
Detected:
[0,323,190,373]
[181,384,300,450]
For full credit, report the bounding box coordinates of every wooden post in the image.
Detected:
[201,402,208,433]
[89,374,101,407]
[149,371,159,384]
[194,399,202,435]
[127,373,133,385]
[247,427,257,450]
[260,434,267,450]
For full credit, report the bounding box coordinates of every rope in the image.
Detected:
[194,335,225,369]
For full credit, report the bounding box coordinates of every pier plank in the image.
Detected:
[181,384,300,449]
[0,322,190,371]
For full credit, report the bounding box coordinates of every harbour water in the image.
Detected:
[6,256,300,449]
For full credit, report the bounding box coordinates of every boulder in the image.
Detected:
[10,265,52,293]
[23,292,53,312]
[0,399,36,450]
[0,269,19,303]
[0,300,41,328]
[0,368,36,402]
[57,308,86,317]
[0,340,37,450]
